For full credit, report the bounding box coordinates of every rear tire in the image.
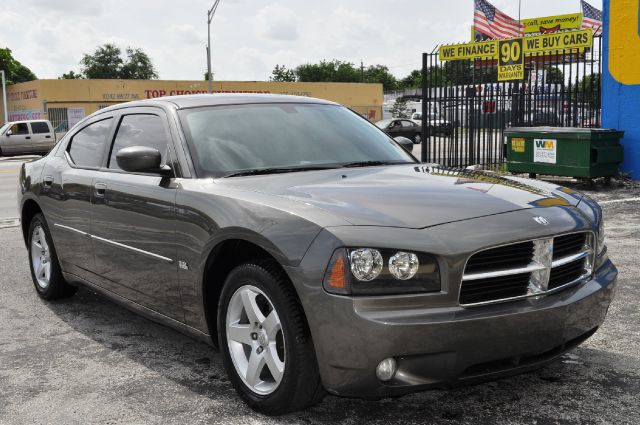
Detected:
[27,213,77,300]
[218,262,325,415]
[413,134,422,144]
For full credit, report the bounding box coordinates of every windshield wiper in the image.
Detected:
[221,165,339,178]
[340,160,413,168]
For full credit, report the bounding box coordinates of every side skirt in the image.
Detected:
[62,271,215,348]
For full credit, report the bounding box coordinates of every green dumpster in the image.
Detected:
[505,127,624,179]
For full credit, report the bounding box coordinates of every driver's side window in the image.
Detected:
[108,114,168,170]
[10,123,29,135]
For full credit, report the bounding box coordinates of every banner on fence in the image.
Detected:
[440,29,593,61]
[521,13,583,34]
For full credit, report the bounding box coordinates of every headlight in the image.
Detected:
[595,215,608,269]
[350,248,383,281]
[323,248,440,295]
[389,251,419,280]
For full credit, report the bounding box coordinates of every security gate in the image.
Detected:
[420,35,602,167]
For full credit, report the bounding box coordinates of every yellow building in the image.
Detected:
[0,79,383,130]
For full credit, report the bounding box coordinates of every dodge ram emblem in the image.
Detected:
[533,216,550,225]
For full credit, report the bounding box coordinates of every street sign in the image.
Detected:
[498,38,524,81]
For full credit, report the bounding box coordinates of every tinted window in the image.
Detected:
[30,122,50,134]
[10,123,29,135]
[67,119,113,168]
[401,120,415,128]
[108,114,168,170]
[179,104,415,177]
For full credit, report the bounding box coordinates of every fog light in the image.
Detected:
[389,251,419,280]
[376,357,397,382]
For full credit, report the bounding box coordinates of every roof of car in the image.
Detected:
[98,93,338,113]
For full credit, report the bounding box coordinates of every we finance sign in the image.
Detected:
[439,29,593,62]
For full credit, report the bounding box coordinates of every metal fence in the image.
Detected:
[420,35,603,167]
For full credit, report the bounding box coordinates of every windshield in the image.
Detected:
[375,119,392,128]
[179,103,416,177]
[0,123,10,135]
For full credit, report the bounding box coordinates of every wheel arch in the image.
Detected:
[201,237,305,349]
[20,198,43,245]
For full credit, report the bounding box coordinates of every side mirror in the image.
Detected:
[6,130,12,137]
[116,146,171,176]
[394,136,414,153]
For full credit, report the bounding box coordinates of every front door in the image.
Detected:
[2,122,31,154]
[90,108,182,320]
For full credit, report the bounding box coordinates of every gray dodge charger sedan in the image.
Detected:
[18,94,616,415]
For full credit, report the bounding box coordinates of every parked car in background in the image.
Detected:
[376,118,422,143]
[411,112,453,136]
[0,120,56,156]
[19,94,616,415]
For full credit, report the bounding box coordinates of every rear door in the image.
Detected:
[90,107,182,320]
[41,116,115,278]
[29,121,55,153]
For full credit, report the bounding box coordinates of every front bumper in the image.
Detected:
[300,259,617,398]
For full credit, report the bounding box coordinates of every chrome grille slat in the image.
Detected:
[460,232,594,307]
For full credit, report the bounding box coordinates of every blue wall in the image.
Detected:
[602,0,640,179]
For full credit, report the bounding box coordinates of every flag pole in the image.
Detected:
[518,0,521,22]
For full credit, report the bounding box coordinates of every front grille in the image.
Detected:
[549,259,585,290]
[553,233,586,260]
[459,272,530,305]
[464,241,533,274]
[460,232,593,306]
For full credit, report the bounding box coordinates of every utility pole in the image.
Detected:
[0,70,7,124]
[360,61,364,83]
[207,0,221,94]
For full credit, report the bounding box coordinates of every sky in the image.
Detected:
[2,0,602,81]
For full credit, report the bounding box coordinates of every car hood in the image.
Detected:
[218,165,583,229]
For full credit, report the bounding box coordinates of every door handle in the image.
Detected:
[43,176,54,188]
[25,136,31,140]
[45,135,51,139]
[94,182,107,197]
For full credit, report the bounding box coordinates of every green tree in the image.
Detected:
[59,70,83,79]
[295,60,360,83]
[575,73,601,109]
[390,97,409,117]
[0,47,37,84]
[364,65,396,91]
[80,44,157,79]
[269,64,296,82]
[121,47,158,79]
[545,67,564,84]
[80,43,123,79]
[398,69,422,89]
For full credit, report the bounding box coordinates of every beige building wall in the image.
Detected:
[0,80,383,128]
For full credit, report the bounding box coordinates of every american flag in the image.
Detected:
[581,1,602,35]
[474,0,524,39]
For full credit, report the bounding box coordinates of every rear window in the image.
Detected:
[30,122,50,134]
[67,118,113,168]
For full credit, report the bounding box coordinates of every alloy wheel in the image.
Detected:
[30,225,51,289]
[226,285,286,395]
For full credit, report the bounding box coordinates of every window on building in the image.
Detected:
[67,118,113,168]
[48,108,69,133]
[108,114,169,170]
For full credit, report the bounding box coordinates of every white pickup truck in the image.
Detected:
[0,120,57,157]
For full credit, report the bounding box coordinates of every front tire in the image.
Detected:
[27,213,77,300]
[218,262,324,415]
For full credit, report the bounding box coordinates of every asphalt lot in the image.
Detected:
[0,155,38,222]
[0,156,639,424]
